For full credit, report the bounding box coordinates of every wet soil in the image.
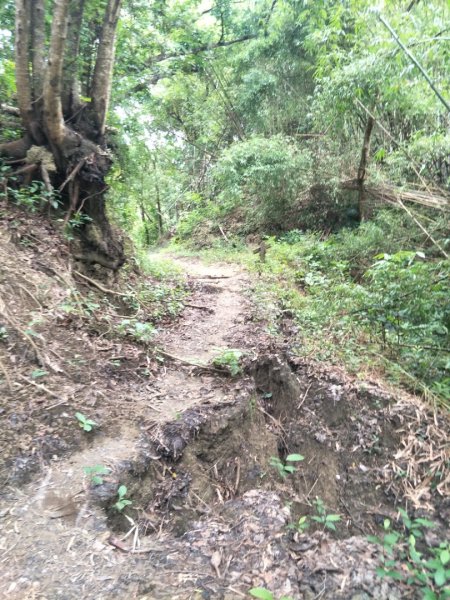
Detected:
[0,212,449,599]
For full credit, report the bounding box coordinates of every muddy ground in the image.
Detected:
[0,206,449,599]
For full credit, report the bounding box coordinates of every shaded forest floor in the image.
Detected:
[0,206,449,599]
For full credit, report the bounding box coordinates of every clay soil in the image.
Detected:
[0,206,449,600]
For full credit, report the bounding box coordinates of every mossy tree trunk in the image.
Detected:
[0,0,125,270]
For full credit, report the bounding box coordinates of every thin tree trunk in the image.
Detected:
[357,116,374,221]
[151,156,163,235]
[156,186,163,236]
[14,0,33,129]
[30,0,45,101]
[378,15,450,113]
[62,0,86,115]
[43,0,70,146]
[139,200,152,246]
[91,0,122,138]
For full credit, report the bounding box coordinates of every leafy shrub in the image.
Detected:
[212,349,243,376]
[116,319,156,343]
[368,509,449,599]
[269,454,304,478]
[211,135,312,231]
[359,251,449,386]
[252,210,449,400]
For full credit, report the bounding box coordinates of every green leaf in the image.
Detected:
[249,588,273,600]
[118,485,128,498]
[326,514,341,522]
[440,549,450,565]
[283,465,295,473]
[409,547,422,564]
[384,532,400,546]
[286,454,305,462]
[434,568,446,587]
[414,518,436,529]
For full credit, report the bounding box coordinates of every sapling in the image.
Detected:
[75,412,97,432]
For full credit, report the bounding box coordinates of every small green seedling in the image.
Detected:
[84,465,110,485]
[293,515,310,533]
[311,497,341,531]
[75,412,97,432]
[249,587,293,600]
[269,454,304,478]
[114,485,132,512]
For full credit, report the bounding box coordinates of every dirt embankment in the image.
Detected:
[0,206,449,599]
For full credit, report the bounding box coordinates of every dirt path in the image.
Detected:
[157,255,247,363]
[1,249,448,600]
[0,253,255,599]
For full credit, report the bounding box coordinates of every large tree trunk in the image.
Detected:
[14,0,33,130]
[0,0,125,271]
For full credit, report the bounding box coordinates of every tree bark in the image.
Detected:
[43,0,70,146]
[62,0,86,116]
[357,116,374,221]
[14,0,33,130]
[4,0,126,272]
[30,0,46,101]
[91,0,122,138]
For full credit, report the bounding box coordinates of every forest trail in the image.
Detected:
[1,244,447,600]
[155,254,248,362]
[0,253,259,599]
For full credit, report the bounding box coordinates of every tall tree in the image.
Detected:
[1,0,124,270]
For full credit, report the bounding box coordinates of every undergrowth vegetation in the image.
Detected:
[254,210,449,403]
[176,208,449,404]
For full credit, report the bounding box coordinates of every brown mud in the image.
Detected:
[0,207,449,599]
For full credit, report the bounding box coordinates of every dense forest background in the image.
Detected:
[0,0,449,400]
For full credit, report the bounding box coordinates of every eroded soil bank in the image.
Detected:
[0,213,449,599]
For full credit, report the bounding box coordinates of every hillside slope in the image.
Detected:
[0,206,449,599]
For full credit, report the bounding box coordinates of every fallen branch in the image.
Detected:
[195,275,232,280]
[108,535,160,554]
[219,225,229,242]
[19,374,60,399]
[73,270,129,297]
[183,303,214,312]
[351,99,449,259]
[341,179,450,212]
[155,348,227,374]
